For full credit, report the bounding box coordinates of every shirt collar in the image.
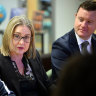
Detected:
[75,32,92,46]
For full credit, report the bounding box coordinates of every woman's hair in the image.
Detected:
[0,15,36,59]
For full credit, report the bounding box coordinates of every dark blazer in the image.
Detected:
[0,51,51,96]
[51,28,96,81]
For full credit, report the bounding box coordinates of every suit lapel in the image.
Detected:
[69,29,80,54]
[28,57,42,81]
[69,29,96,55]
[28,58,38,78]
[28,58,48,95]
[91,34,96,53]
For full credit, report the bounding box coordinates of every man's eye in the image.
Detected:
[78,17,84,22]
[87,20,92,24]
[79,18,83,22]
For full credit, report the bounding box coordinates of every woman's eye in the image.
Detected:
[14,34,20,38]
[24,36,30,39]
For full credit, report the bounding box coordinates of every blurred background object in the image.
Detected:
[33,10,44,32]
[27,0,52,54]
[0,5,6,24]
[0,5,6,46]
[10,8,27,19]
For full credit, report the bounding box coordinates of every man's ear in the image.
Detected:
[94,30,96,34]
[75,13,77,17]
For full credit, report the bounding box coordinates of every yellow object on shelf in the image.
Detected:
[27,0,39,20]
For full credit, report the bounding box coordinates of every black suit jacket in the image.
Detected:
[0,51,51,96]
[51,29,96,81]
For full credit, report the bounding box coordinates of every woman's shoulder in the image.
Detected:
[0,53,5,60]
[0,53,7,58]
[0,53,11,63]
[30,50,40,60]
[28,50,41,65]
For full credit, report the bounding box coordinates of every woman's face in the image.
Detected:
[10,25,31,56]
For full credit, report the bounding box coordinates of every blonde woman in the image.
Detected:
[0,15,51,96]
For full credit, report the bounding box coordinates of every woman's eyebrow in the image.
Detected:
[14,32,31,35]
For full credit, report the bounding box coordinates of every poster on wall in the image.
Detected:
[10,8,27,19]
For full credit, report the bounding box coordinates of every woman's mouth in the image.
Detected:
[17,47,24,50]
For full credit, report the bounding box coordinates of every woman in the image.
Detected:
[0,15,51,96]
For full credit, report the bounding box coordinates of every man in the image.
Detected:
[51,0,96,83]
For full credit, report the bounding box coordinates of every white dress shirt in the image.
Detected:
[75,33,92,54]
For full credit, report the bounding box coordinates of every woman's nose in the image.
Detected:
[19,38,25,44]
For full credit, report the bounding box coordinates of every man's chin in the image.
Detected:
[79,35,89,40]
[78,34,85,38]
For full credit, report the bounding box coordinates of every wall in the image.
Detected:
[0,0,18,46]
[0,0,18,30]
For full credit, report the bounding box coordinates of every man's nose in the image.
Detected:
[81,21,88,27]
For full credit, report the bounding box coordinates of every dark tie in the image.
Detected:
[81,41,89,54]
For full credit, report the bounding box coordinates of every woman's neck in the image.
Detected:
[11,54,24,75]
[11,54,23,62]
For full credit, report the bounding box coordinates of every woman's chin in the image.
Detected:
[16,51,24,56]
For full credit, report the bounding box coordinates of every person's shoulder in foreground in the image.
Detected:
[52,53,96,96]
[51,0,96,83]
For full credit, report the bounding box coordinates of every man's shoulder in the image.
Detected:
[53,29,75,45]
[92,33,96,40]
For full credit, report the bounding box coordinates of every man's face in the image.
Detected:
[74,8,96,40]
